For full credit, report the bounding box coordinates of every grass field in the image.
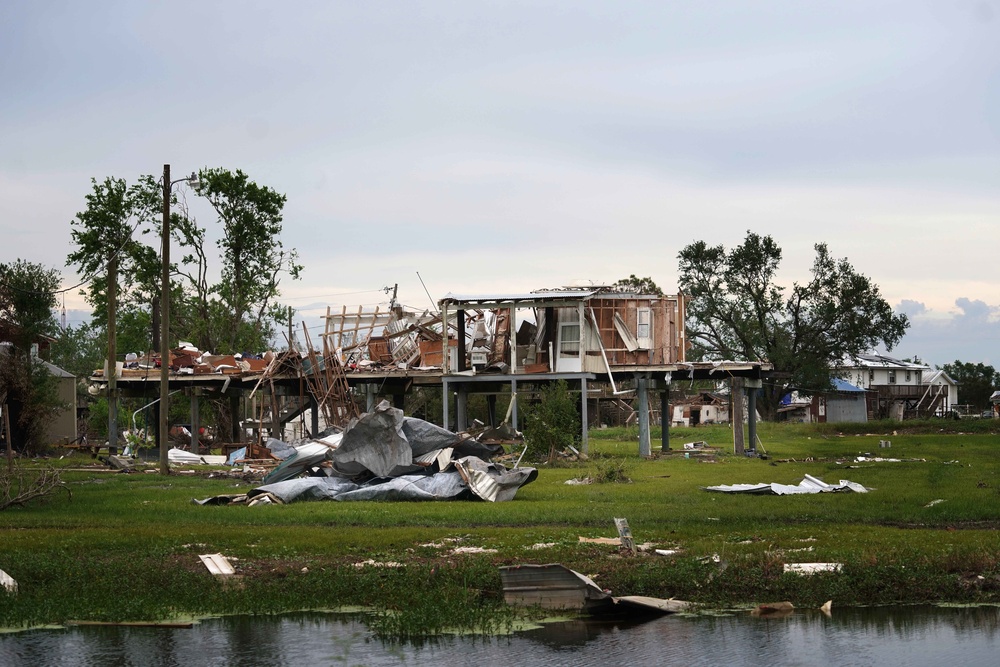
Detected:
[2,420,999,636]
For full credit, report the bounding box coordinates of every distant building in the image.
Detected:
[833,354,949,419]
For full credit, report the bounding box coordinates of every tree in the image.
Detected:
[172,167,302,353]
[0,260,61,353]
[67,176,162,354]
[939,361,998,411]
[0,261,64,453]
[67,169,303,356]
[678,231,908,420]
[612,275,664,296]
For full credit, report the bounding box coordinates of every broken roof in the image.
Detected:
[441,290,598,305]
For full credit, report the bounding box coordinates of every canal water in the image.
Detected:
[2,605,997,666]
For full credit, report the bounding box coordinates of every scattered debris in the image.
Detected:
[784,562,842,575]
[450,546,498,555]
[353,560,403,568]
[655,549,681,557]
[615,517,637,555]
[499,563,691,616]
[925,499,946,508]
[683,441,708,450]
[1,568,17,594]
[879,439,892,448]
[704,474,869,495]
[579,536,621,546]
[526,543,557,550]
[199,553,236,578]
[564,477,593,485]
[820,600,833,615]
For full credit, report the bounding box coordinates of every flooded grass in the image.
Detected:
[2,421,1000,636]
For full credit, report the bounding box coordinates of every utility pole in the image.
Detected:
[159,164,171,475]
[107,255,118,454]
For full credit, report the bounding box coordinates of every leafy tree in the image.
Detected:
[0,261,65,453]
[0,260,61,353]
[67,176,162,354]
[50,323,105,386]
[67,169,302,356]
[939,361,999,411]
[678,231,908,420]
[172,167,302,353]
[612,274,664,296]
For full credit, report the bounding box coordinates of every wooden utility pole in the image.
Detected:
[159,164,171,475]
[107,255,118,454]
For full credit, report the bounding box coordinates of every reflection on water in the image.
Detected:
[1,605,998,667]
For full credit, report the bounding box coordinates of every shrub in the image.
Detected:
[522,380,580,463]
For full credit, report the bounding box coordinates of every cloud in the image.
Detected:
[891,297,1000,367]
[896,300,926,317]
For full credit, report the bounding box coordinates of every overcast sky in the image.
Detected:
[2,1,998,367]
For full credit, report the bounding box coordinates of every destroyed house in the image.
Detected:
[438,287,687,375]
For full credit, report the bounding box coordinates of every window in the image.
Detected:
[905,371,911,382]
[869,370,874,382]
[636,308,652,349]
[888,370,896,384]
[559,324,580,356]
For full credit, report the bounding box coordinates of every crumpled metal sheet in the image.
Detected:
[226,457,535,503]
[704,474,869,495]
[262,442,336,484]
[402,417,462,456]
[454,457,539,502]
[331,401,411,477]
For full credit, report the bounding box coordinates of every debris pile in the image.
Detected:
[195,400,536,505]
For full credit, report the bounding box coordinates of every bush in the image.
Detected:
[522,380,580,463]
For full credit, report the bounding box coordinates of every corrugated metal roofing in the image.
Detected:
[442,290,597,303]
[840,354,930,370]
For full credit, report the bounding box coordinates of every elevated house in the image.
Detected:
[438,286,769,453]
[834,354,946,419]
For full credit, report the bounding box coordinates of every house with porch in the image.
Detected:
[834,354,947,419]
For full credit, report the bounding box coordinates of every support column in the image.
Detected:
[580,376,589,455]
[732,377,746,455]
[661,380,670,452]
[637,374,650,457]
[746,378,762,456]
[393,392,405,411]
[456,309,466,372]
[366,384,376,411]
[190,387,200,453]
[456,384,468,432]
[229,393,241,443]
[442,378,450,430]
[511,379,518,431]
[486,394,497,427]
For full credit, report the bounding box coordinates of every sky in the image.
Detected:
[1,1,998,368]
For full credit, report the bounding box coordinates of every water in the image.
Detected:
[2,605,997,667]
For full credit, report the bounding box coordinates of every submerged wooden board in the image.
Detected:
[499,563,691,616]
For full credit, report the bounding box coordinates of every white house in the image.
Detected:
[834,354,944,419]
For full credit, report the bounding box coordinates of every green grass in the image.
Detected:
[2,420,1000,635]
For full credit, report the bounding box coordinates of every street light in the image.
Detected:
[160,164,200,474]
